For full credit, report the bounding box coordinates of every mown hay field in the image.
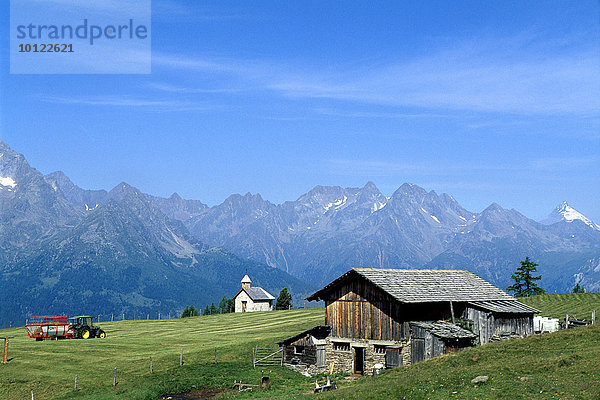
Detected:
[1,293,600,399]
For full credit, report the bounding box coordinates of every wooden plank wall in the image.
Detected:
[325,279,407,340]
[464,307,533,344]
[324,278,457,341]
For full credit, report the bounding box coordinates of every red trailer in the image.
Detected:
[26,315,73,340]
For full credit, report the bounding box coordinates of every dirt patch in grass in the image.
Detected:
[159,388,230,399]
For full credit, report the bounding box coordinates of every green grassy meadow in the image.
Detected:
[0,309,323,400]
[519,293,600,321]
[1,293,599,400]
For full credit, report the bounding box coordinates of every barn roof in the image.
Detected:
[306,268,524,305]
[277,325,331,346]
[467,300,538,314]
[244,287,275,301]
[410,321,476,340]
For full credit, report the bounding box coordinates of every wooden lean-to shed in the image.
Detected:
[281,268,538,376]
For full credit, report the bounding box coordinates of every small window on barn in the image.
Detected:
[374,345,387,354]
[333,342,350,351]
[294,345,305,355]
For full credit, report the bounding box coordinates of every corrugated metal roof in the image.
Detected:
[307,268,517,303]
[245,287,275,301]
[467,300,539,314]
[410,321,476,339]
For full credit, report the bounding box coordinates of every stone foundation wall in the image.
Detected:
[282,336,411,376]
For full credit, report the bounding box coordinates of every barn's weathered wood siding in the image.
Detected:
[282,335,317,365]
[324,279,406,340]
[323,278,460,341]
[410,325,446,364]
[464,307,533,344]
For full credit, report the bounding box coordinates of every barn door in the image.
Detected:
[354,347,364,374]
[316,345,326,367]
[385,347,401,368]
[411,338,425,364]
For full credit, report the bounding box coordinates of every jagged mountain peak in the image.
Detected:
[391,182,428,199]
[482,202,504,213]
[107,182,139,198]
[541,201,600,230]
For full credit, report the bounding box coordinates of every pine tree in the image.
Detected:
[507,257,546,297]
[217,296,235,314]
[572,283,586,293]
[181,305,199,318]
[276,287,293,310]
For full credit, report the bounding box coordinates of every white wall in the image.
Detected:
[234,291,273,312]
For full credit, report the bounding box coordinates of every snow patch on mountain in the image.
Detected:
[372,201,387,212]
[542,201,600,230]
[324,196,347,212]
[0,176,16,188]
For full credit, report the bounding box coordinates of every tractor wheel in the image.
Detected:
[96,329,106,339]
[81,328,91,339]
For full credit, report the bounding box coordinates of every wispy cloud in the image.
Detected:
[152,34,600,116]
[35,95,216,112]
[313,108,455,119]
[144,82,241,94]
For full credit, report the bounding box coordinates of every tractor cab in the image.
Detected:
[68,315,106,339]
[69,316,92,328]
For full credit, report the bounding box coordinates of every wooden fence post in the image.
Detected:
[31,390,34,400]
[1,337,14,364]
[180,348,183,366]
[111,313,114,322]
[113,368,117,387]
[214,347,217,364]
[158,312,161,320]
[252,346,255,368]
[74,375,77,391]
[150,357,153,374]
[592,310,595,325]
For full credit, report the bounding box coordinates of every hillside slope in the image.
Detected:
[0,306,598,400]
[519,292,600,320]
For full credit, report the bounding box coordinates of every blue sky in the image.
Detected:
[1,0,599,221]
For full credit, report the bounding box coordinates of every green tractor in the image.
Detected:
[69,316,106,339]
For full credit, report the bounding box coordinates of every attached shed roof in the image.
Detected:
[307,268,516,303]
[468,300,539,314]
[410,321,476,340]
[277,325,331,346]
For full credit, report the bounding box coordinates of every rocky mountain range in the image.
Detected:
[171,182,599,292]
[1,138,599,327]
[0,140,312,328]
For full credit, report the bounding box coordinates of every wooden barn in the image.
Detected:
[233,274,275,313]
[279,268,537,376]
